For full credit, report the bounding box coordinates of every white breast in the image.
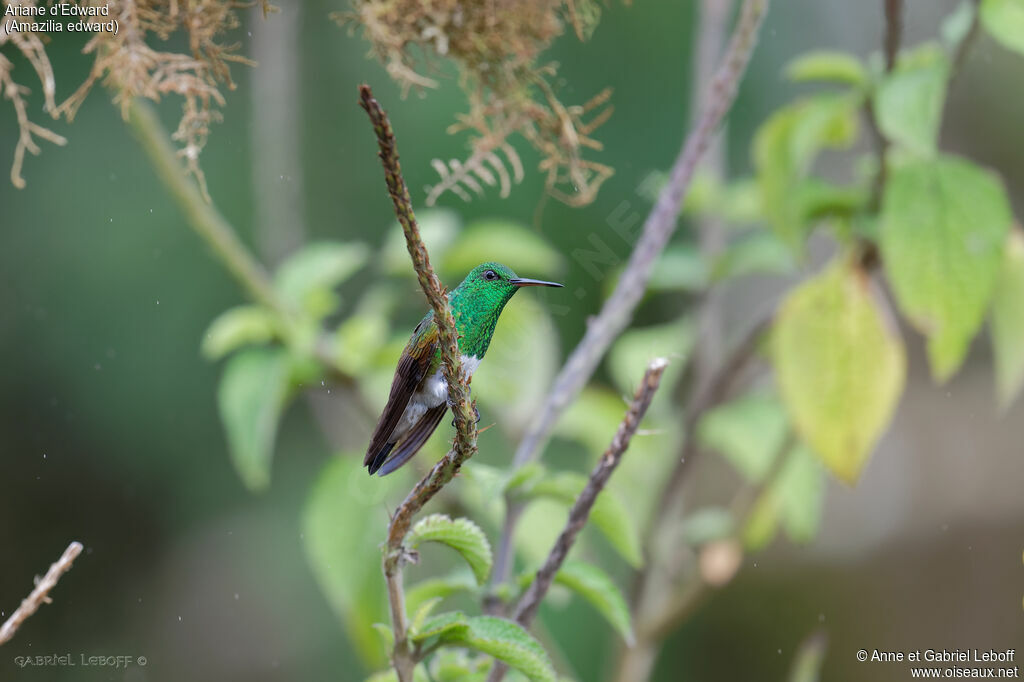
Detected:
[392,354,482,440]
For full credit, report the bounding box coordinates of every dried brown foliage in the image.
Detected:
[1,0,263,196]
[341,0,617,206]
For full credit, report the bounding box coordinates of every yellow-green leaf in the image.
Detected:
[552,561,634,644]
[773,261,906,483]
[217,348,293,491]
[981,0,1024,55]
[785,50,868,87]
[516,470,643,568]
[991,229,1024,409]
[201,305,281,360]
[873,45,949,157]
[274,241,369,318]
[754,94,861,248]
[415,614,556,682]
[698,394,789,482]
[881,156,1012,381]
[304,456,412,668]
[408,515,493,585]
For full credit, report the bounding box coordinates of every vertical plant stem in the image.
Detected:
[360,84,478,682]
[488,359,669,682]
[127,98,284,314]
[490,0,771,593]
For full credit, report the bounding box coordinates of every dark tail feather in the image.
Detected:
[375,444,421,477]
[375,404,448,477]
[366,442,395,475]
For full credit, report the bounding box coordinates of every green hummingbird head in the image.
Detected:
[449,262,562,357]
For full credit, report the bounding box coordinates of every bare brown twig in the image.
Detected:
[0,542,84,646]
[883,0,904,72]
[359,84,478,682]
[488,0,770,593]
[487,359,669,682]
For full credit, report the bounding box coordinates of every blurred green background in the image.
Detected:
[2,1,1022,680]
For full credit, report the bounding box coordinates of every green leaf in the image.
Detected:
[405,571,478,614]
[372,623,394,649]
[551,561,633,644]
[201,305,280,359]
[410,597,444,635]
[712,232,795,282]
[518,472,643,567]
[504,462,546,496]
[785,50,868,87]
[217,348,293,491]
[942,1,977,47]
[773,260,906,483]
[333,311,390,377]
[607,317,693,400]
[873,45,949,157]
[742,443,825,549]
[680,508,736,545]
[881,156,1012,381]
[990,229,1024,409]
[418,614,556,682]
[981,0,1024,55]
[304,456,412,668]
[647,245,709,292]
[365,667,431,682]
[556,388,634,455]
[408,515,493,585]
[274,242,369,318]
[776,443,826,543]
[754,94,861,248]
[698,394,789,482]
[441,220,563,279]
[411,610,470,642]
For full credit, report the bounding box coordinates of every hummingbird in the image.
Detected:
[364,262,562,476]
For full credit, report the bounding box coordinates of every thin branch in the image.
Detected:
[950,0,983,84]
[655,314,772,518]
[490,0,770,592]
[509,0,768,473]
[615,434,791,682]
[0,542,84,646]
[127,98,282,312]
[639,432,792,643]
[866,0,904,209]
[359,84,478,682]
[516,358,668,627]
[883,0,904,73]
[488,359,669,682]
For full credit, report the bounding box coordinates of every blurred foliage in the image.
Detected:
[4,1,1024,681]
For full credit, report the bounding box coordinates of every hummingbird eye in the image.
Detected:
[483,269,498,281]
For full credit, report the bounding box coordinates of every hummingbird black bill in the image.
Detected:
[509,278,563,288]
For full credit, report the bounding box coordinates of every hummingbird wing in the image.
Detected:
[364,314,441,474]
[374,403,448,476]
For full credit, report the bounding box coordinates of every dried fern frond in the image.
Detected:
[2,0,257,194]
[0,2,67,189]
[345,0,620,207]
[425,142,525,205]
